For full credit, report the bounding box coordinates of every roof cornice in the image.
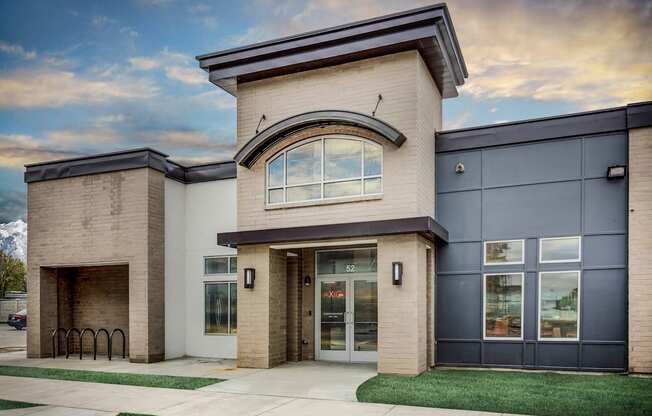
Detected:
[196,3,467,98]
[24,148,236,184]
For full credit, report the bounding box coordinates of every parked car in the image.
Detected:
[7,309,26,330]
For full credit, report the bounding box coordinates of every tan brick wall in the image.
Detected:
[236,51,441,231]
[286,255,302,361]
[377,234,430,375]
[56,265,129,356]
[27,168,165,362]
[236,244,287,368]
[628,127,652,373]
[301,248,316,360]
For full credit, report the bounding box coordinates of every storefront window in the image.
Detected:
[266,136,383,204]
[205,282,237,334]
[539,271,579,340]
[484,273,523,339]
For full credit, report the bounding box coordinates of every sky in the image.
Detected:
[0,0,650,223]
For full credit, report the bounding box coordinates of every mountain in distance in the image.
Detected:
[0,219,26,262]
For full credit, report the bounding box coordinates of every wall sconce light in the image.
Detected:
[303,275,312,287]
[244,268,255,289]
[455,162,465,174]
[392,262,403,286]
[606,165,626,179]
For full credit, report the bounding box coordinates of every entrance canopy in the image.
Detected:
[217,216,448,247]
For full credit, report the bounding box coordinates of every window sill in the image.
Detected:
[265,194,383,210]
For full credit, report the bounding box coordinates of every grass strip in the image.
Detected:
[0,399,42,410]
[0,365,222,390]
[357,368,652,416]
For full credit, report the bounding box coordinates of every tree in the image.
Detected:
[0,252,26,298]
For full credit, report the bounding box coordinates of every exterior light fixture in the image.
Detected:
[392,262,403,286]
[455,162,465,174]
[303,275,312,287]
[244,268,255,289]
[606,165,626,179]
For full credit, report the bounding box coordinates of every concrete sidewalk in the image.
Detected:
[0,375,512,416]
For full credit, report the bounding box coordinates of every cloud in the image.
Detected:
[444,111,471,130]
[128,49,207,85]
[0,69,159,108]
[165,66,204,85]
[188,3,211,13]
[0,41,36,60]
[120,26,139,38]
[192,90,235,110]
[452,0,652,109]
[0,191,27,224]
[129,57,160,70]
[92,16,117,27]
[0,134,82,168]
[237,0,652,109]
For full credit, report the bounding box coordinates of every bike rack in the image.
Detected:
[50,328,67,359]
[79,328,96,360]
[109,328,126,361]
[94,328,110,361]
[64,328,80,359]
[50,327,126,360]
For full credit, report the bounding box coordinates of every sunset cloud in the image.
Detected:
[0,69,159,108]
[239,0,652,109]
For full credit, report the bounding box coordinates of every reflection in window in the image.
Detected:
[539,271,579,340]
[484,240,524,265]
[205,282,237,334]
[266,137,382,204]
[540,237,581,263]
[484,273,523,339]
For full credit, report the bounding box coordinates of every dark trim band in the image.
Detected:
[217,216,448,247]
[436,101,652,153]
[235,110,407,168]
[24,148,236,184]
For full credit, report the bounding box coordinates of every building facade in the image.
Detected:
[25,4,652,374]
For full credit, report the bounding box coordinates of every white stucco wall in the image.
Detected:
[164,178,187,359]
[184,178,238,358]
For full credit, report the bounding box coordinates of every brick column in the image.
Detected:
[286,255,302,361]
[377,233,429,375]
[237,244,287,368]
[628,127,652,373]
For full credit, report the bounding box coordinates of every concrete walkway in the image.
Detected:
[0,375,511,416]
[0,352,372,401]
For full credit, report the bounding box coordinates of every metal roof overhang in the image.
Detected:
[217,216,449,248]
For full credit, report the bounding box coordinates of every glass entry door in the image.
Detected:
[316,248,378,363]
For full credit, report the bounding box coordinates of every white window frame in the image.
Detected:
[483,273,524,341]
[204,281,237,336]
[265,135,383,205]
[539,236,581,264]
[483,239,525,266]
[204,255,237,276]
[537,270,581,342]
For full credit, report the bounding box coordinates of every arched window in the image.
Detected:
[266,136,383,204]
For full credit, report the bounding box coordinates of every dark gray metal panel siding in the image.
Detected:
[436,132,628,371]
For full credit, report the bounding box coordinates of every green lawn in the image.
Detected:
[357,369,652,416]
[0,399,41,410]
[0,366,222,390]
